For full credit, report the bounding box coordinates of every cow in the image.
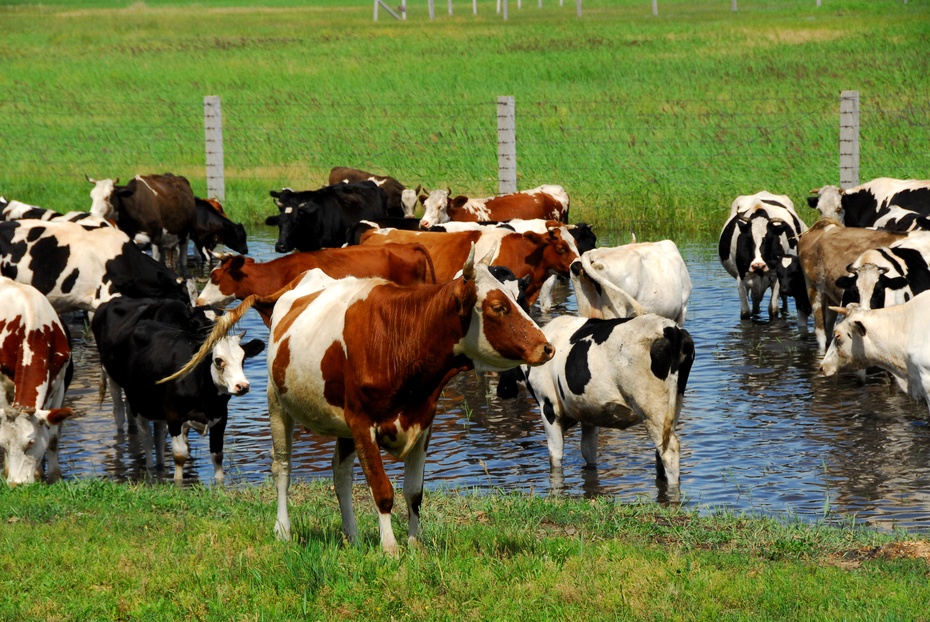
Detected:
[189,197,248,259]
[807,178,930,227]
[0,277,74,485]
[570,240,692,326]
[820,294,930,414]
[0,220,190,314]
[418,185,570,229]
[345,217,423,245]
[718,192,808,320]
[92,297,264,481]
[797,219,907,349]
[836,232,930,311]
[1,199,112,229]
[168,244,554,553]
[358,226,578,306]
[265,182,388,252]
[496,314,695,491]
[195,243,436,318]
[86,173,198,274]
[328,166,420,218]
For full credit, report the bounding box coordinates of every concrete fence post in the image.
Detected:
[732,0,737,11]
[652,0,658,16]
[576,0,581,17]
[429,0,435,20]
[497,96,517,195]
[203,95,225,201]
[840,90,860,189]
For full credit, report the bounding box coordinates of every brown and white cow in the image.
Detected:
[0,277,74,485]
[797,219,907,349]
[87,173,198,274]
[328,166,420,219]
[172,245,554,553]
[358,226,578,306]
[418,185,570,229]
[195,243,436,317]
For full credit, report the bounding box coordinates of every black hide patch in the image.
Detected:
[568,317,631,346]
[565,339,593,395]
[28,236,70,295]
[26,226,46,242]
[60,268,80,294]
[541,396,557,425]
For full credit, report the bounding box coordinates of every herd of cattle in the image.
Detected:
[0,165,928,552]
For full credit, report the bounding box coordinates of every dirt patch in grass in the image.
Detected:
[830,540,930,569]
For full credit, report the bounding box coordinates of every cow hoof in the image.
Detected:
[740,311,751,320]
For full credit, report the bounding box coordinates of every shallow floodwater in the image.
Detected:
[55,231,930,532]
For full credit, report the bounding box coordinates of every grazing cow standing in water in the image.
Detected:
[176,245,553,553]
[497,314,694,491]
[0,277,74,485]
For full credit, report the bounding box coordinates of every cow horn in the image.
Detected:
[829,305,848,315]
[85,174,97,184]
[845,263,857,273]
[462,242,477,281]
[878,266,889,275]
[478,241,498,266]
[809,188,820,194]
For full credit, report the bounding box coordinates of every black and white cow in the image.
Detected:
[328,166,420,219]
[265,181,388,252]
[718,192,808,320]
[91,297,264,481]
[1,200,111,229]
[87,173,198,274]
[808,178,930,228]
[0,220,190,314]
[497,314,695,490]
[836,232,930,310]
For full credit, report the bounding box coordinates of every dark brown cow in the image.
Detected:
[328,166,419,218]
[418,184,570,229]
[87,173,197,274]
[195,243,436,321]
[798,218,907,349]
[358,226,578,305]
[172,246,554,553]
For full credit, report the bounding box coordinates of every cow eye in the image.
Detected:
[492,303,508,315]
[214,357,226,369]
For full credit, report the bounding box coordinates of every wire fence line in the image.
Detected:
[2,92,927,229]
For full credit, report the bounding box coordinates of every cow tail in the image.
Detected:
[421,245,438,284]
[156,296,259,385]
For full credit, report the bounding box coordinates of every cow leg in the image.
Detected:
[269,390,295,541]
[580,422,599,469]
[643,406,680,487]
[44,423,63,483]
[135,415,155,470]
[737,277,752,319]
[541,408,565,469]
[768,279,781,318]
[171,423,191,481]
[208,414,227,483]
[811,287,828,350]
[333,437,358,544]
[105,372,128,432]
[177,236,190,277]
[349,417,398,555]
[153,420,168,469]
[403,428,432,547]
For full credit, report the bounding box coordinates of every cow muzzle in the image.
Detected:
[233,383,250,396]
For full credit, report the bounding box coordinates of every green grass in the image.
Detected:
[2,478,930,620]
[1,0,927,240]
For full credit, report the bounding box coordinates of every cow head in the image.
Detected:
[268,190,318,253]
[196,255,249,307]
[535,228,578,277]
[419,189,451,229]
[455,244,554,372]
[734,211,793,278]
[1,406,74,486]
[209,333,265,397]
[808,186,845,221]
[775,255,813,316]
[223,222,249,255]
[567,222,597,255]
[400,186,421,218]
[835,261,908,310]
[86,175,120,221]
[819,304,868,377]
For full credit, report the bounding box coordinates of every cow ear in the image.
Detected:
[269,190,281,198]
[241,339,265,358]
[229,255,246,273]
[116,187,134,198]
[852,321,866,336]
[522,231,543,244]
[265,215,280,227]
[42,408,75,426]
[835,275,855,289]
[885,276,909,290]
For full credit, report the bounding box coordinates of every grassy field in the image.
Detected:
[2,478,930,621]
[1,0,928,238]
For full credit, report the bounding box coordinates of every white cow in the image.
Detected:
[820,292,930,413]
[570,240,692,326]
[497,314,695,489]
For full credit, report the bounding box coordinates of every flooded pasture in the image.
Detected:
[55,231,930,532]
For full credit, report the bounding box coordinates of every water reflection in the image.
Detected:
[48,233,930,532]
